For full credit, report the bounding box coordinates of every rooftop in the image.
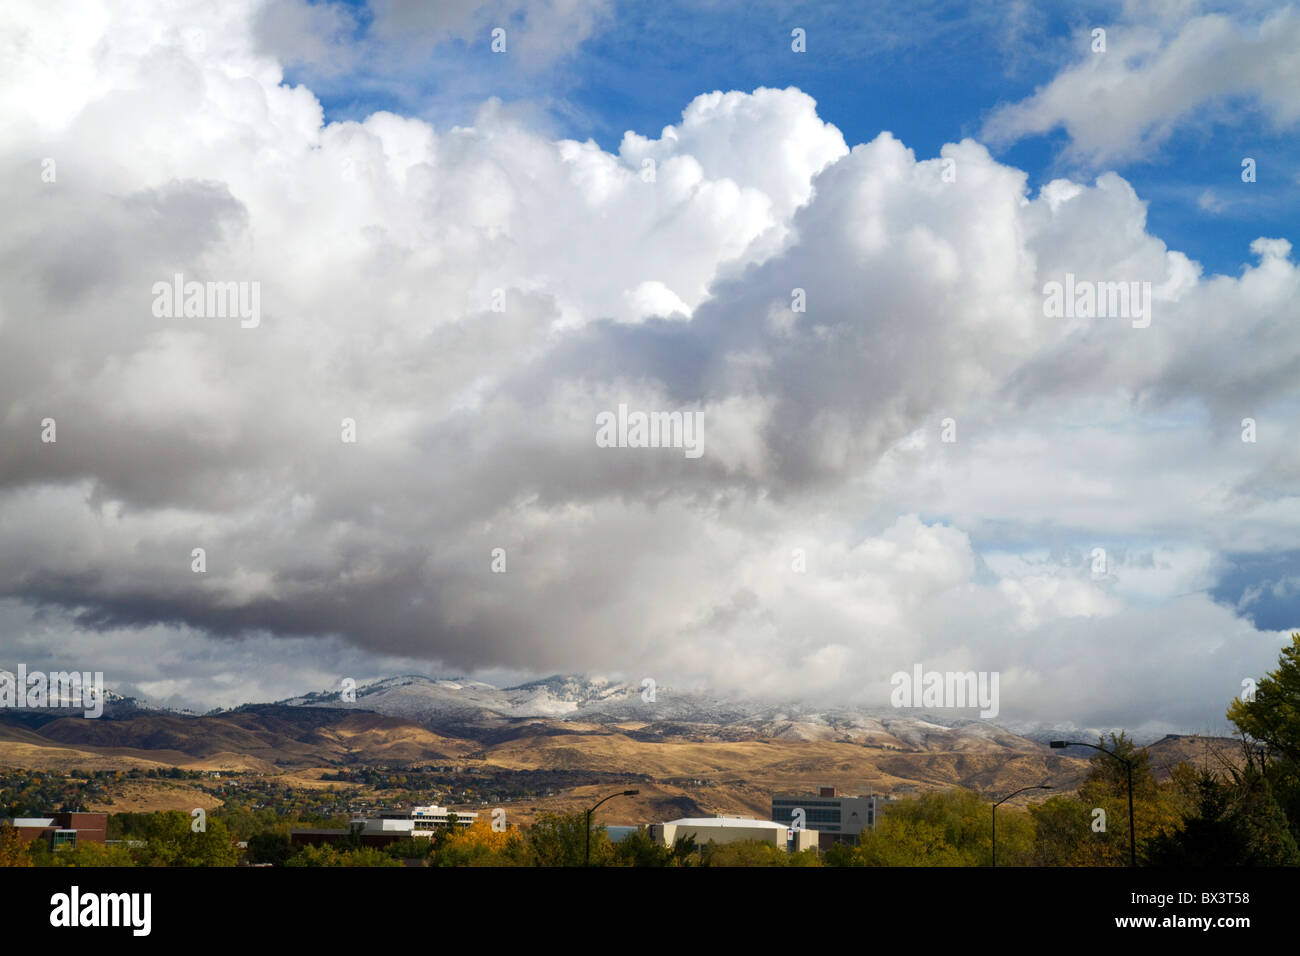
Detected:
[666,816,787,829]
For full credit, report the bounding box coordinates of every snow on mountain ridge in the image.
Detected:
[273,674,1043,752]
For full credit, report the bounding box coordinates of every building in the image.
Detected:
[650,816,819,852]
[604,825,640,844]
[290,805,478,849]
[770,787,893,849]
[4,811,107,849]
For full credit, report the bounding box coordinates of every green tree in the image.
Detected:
[1072,733,1183,866]
[1028,795,1093,866]
[701,840,813,866]
[1145,766,1299,866]
[385,836,435,862]
[528,812,612,867]
[1228,631,1300,843]
[284,844,400,867]
[246,830,294,866]
[855,788,1024,866]
[42,841,136,867]
[823,841,865,867]
[608,827,699,867]
[129,811,238,867]
[611,827,671,867]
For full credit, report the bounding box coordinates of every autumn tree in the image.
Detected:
[434,816,528,866]
[0,822,31,868]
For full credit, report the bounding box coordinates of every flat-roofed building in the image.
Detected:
[4,811,107,849]
[290,805,478,849]
[771,787,892,850]
[650,816,819,852]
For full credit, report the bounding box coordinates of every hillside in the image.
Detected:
[0,675,1240,820]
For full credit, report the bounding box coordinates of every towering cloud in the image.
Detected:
[0,1,1294,733]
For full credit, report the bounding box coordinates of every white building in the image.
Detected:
[651,816,819,852]
[355,805,478,838]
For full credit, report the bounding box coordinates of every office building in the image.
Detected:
[770,787,892,849]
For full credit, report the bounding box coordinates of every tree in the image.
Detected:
[700,840,821,866]
[1228,631,1300,843]
[823,841,865,867]
[246,830,294,866]
[434,817,528,867]
[0,822,31,868]
[855,788,1028,866]
[611,827,670,867]
[384,836,435,862]
[1072,733,1183,866]
[42,841,136,867]
[1028,795,1092,866]
[128,811,238,867]
[609,827,698,867]
[1146,766,1299,866]
[1230,632,1300,764]
[527,812,612,867]
[284,844,399,867]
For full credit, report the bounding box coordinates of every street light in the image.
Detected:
[585,789,639,866]
[991,784,1052,867]
[1051,739,1136,867]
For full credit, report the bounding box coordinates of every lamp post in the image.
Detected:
[991,784,1052,867]
[584,789,639,866]
[1051,739,1136,867]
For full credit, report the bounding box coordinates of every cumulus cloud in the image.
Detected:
[0,0,1295,728]
[983,7,1300,164]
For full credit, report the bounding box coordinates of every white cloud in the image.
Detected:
[983,8,1300,164]
[0,0,1295,728]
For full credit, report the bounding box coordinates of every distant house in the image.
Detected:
[4,811,107,849]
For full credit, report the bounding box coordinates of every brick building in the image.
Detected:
[5,811,107,849]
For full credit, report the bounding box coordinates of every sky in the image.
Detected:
[0,0,1297,738]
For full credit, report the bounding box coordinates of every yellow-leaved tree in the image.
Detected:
[435,815,528,866]
[0,822,32,867]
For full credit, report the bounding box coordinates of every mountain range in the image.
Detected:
[278,673,1046,751]
[0,672,1240,824]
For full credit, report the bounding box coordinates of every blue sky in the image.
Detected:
[294,0,1299,279]
[2,0,1297,727]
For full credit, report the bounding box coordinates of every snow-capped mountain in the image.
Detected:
[0,664,146,716]
[279,674,632,722]
[277,674,1044,752]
